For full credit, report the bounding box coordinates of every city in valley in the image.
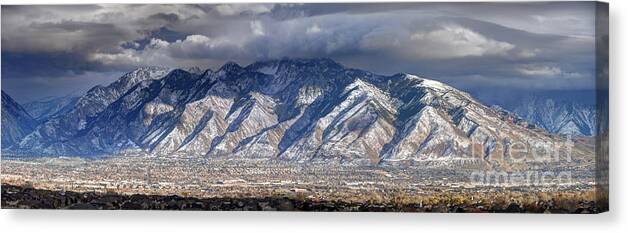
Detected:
[1,152,601,213]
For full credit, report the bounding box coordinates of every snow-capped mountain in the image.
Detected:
[1,91,37,148]
[23,95,79,123]
[9,59,592,166]
[511,97,597,137]
[474,90,598,137]
[16,66,172,154]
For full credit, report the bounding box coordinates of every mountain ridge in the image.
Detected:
[1,91,37,148]
[474,89,598,137]
[5,58,593,167]
[23,95,80,123]
[512,96,597,136]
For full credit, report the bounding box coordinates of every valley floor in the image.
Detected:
[0,154,604,213]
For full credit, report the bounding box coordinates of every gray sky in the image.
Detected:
[1,3,602,102]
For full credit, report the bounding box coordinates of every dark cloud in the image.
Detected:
[30,20,116,33]
[1,3,602,102]
[2,52,103,79]
[147,13,180,23]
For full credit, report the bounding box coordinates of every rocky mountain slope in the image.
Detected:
[8,59,592,166]
[1,91,37,148]
[511,97,597,137]
[15,66,172,154]
[474,90,598,137]
[23,95,80,123]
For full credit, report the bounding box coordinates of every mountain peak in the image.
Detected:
[2,90,37,148]
[179,66,204,75]
[275,57,342,68]
[120,66,171,84]
[246,57,344,76]
[218,61,243,73]
[393,73,422,80]
[396,73,459,91]
[130,66,170,74]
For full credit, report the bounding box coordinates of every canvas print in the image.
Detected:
[0,2,608,213]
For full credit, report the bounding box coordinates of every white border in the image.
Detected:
[0,0,625,233]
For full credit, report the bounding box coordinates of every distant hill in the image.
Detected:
[1,91,37,148]
[23,95,80,123]
[473,89,597,136]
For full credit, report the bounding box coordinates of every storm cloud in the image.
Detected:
[1,3,601,102]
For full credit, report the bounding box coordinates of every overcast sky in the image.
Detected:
[1,3,603,102]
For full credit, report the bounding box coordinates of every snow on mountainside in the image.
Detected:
[512,97,597,136]
[8,58,593,167]
[1,91,37,148]
[474,90,598,137]
[16,67,173,154]
[23,95,80,123]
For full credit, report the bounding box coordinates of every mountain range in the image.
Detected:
[23,95,80,123]
[1,58,593,166]
[1,91,37,148]
[474,89,598,137]
[510,95,597,137]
